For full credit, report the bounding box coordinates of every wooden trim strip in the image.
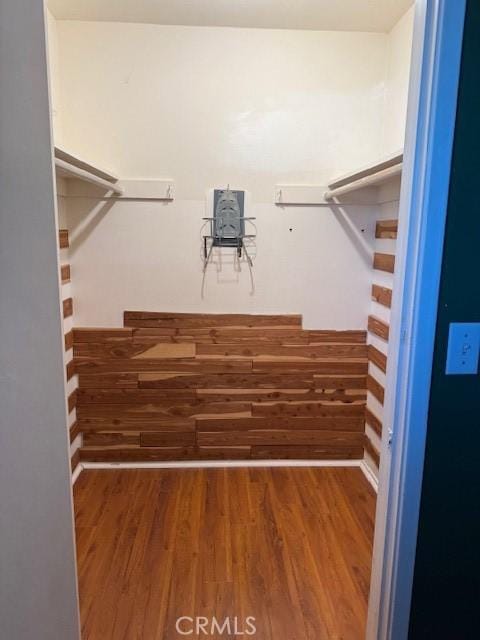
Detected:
[59,229,69,249]
[367,374,385,404]
[66,360,75,381]
[60,264,71,284]
[70,421,80,444]
[368,344,387,373]
[124,311,303,329]
[375,219,398,239]
[71,448,80,473]
[64,330,74,351]
[73,327,134,342]
[368,315,390,341]
[373,252,395,273]
[68,390,77,414]
[63,298,73,319]
[365,407,383,437]
[364,435,380,468]
[371,284,392,308]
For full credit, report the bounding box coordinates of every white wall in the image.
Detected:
[46,8,64,147]
[382,6,415,154]
[56,22,387,198]
[0,3,80,637]
[47,15,413,328]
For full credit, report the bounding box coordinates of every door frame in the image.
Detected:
[366,1,467,638]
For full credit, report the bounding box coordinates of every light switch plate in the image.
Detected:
[445,323,480,375]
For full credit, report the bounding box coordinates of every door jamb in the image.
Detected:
[366,1,467,638]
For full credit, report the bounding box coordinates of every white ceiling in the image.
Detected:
[48,0,414,33]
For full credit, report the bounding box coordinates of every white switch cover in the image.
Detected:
[445,323,480,375]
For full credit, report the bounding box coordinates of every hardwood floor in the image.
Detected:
[74,467,376,639]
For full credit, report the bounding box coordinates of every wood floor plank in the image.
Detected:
[73,468,375,639]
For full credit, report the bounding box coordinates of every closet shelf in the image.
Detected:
[324,151,403,200]
[54,146,124,195]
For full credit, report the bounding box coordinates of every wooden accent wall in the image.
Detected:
[74,312,368,462]
[58,227,80,472]
[364,215,398,472]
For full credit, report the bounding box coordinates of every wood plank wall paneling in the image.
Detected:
[367,374,385,405]
[364,436,380,468]
[124,311,303,329]
[68,390,77,414]
[59,229,69,249]
[60,264,71,284]
[74,313,368,462]
[371,284,392,308]
[367,217,397,471]
[365,407,383,438]
[375,219,398,239]
[70,421,80,444]
[66,360,75,381]
[71,448,80,473]
[63,297,73,319]
[373,252,395,274]
[368,315,390,341]
[65,330,74,351]
[368,345,387,373]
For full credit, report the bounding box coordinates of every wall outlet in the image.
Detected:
[445,323,480,375]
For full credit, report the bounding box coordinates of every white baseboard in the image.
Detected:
[73,459,378,494]
[71,463,84,485]
[360,459,379,493]
[80,459,362,471]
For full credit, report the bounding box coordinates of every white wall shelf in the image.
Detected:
[54,146,123,195]
[54,147,174,200]
[274,152,403,206]
[325,151,403,200]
